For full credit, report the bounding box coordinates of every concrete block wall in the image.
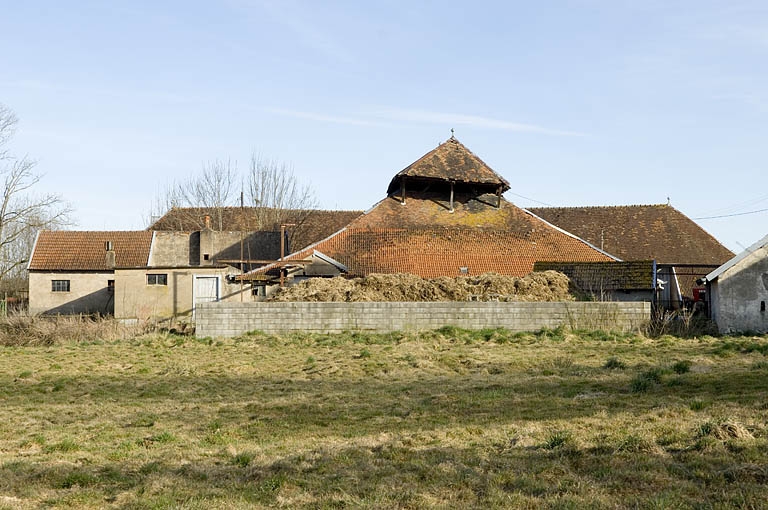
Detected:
[195,301,651,338]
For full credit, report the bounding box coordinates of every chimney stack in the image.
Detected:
[204,215,211,230]
[105,241,116,269]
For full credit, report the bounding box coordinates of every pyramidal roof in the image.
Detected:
[386,136,511,194]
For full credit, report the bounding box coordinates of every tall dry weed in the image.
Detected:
[0,313,147,346]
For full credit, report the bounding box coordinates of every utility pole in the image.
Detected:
[280,223,296,287]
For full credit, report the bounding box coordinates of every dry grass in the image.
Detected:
[0,326,767,508]
[0,314,147,346]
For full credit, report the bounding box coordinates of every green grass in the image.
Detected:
[0,329,767,508]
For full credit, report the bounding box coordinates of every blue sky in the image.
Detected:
[1,1,767,253]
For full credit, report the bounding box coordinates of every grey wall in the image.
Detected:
[711,245,768,334]
[196,301,651,337]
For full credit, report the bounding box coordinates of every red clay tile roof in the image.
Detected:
[29,231,153,271]
[148,207,362,252]
[529,205,734,265]
[272,195,614,278]
[303,227,615,278]
[387,137,511,194]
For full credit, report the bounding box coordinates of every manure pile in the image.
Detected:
[268,271,572,302]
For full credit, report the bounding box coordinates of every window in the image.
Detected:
[147,274,168,286]
[52,280,70,292]
[107,280,115,292]
[762,301,766,313]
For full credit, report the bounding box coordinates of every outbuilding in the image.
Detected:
[701,234,768,334]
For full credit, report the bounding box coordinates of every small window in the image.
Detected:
[251,285,266,297]
[147,274,168,286]
[762,301,766,313]
[107,280,115,292]
[52,280,70,292]
[203,253,210,261]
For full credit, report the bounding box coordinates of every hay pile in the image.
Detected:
[268,271,573,302]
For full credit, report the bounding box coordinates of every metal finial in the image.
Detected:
[450,128,454,138]
[667,196,670,205]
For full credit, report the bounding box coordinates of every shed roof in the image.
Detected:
[386,137,511,194]
[534,260,654,291]
[28,231,153,271]
[705,233,768,282]
[529,204,734,265]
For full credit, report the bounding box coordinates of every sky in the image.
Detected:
[1,0,767,253]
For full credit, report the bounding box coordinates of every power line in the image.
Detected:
[693,207,768,220]
[507,191,553,207]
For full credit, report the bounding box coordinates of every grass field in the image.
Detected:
[1,326,768,508]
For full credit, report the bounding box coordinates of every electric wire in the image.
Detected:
[692,207,768,220]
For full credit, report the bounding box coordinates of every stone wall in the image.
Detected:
[196,301,651,337]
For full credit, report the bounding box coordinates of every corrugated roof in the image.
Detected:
[528,204,734,265]
[148,207,362,252]
[387,137,511,194]
[29,231,153,271]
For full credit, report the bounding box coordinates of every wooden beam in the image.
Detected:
[216,259,312,265]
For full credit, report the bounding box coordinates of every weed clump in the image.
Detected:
[672,360,692,374]
[696,420,753,441]
[631,367,665,392]
[603,357,626,370]
[541,429,574,450]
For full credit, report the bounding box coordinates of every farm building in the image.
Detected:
[533,260,655,303]
[700,234,768,334]
[27,228,274,321]
[529,205,734,308]
[28,209,360,320]
[245,136,618,287]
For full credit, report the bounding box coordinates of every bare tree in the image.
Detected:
[0,104,70,292]
[247,154,318,232]
[148,154,319,245]
[148,159,237,230]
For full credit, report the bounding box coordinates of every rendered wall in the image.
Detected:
[196,301,651,338]
[114,267,253,323]
[711,245,768,334]
[29,271,114,315]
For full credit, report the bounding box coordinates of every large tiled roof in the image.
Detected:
[529,205,734,265]
[147,207,363,252]
[387,137,511,194]
[29,231,153,271]
[274,195,615,278]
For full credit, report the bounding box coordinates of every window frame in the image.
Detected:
[51,280,70,292]
[146,273,168,286]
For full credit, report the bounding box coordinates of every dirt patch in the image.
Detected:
[268,271,573,302]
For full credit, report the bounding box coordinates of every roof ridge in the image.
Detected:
[530,204,669,210]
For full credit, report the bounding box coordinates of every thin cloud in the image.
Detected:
[373,108,587,137]
[268,106,585,136]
